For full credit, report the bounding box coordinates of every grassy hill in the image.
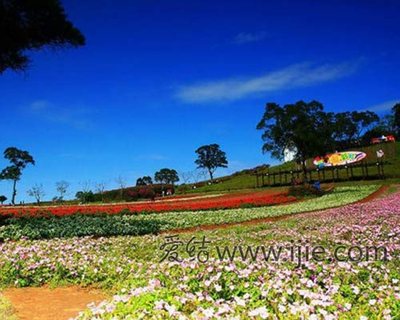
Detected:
[178,142,400,193]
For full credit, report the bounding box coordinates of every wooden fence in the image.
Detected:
[254,160,386,187]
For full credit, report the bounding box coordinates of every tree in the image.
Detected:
[154,169,179,187]
[115,175,127,199]
[179,171,195,184]
[27,183,45,204]
[136,176,153,186]
[393,103,400,137]
[0,195,7,204]
[194,144,228,182]
[0,147,35,205]
[0,0,85,73]
[55,180,69,201]
[256,101,335,178]
[75,190,94,203]
[349,111,379,140]
[95,181,106,202]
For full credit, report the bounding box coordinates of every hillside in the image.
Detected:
[178,141,400,193]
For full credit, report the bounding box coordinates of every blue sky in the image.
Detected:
[0,0,399,202]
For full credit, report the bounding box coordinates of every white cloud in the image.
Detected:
[176,62,358,103]
[232,31,267,44]
[26,100,93,130]
[364,99,399,113]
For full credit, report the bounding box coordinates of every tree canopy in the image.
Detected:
[256,101,334,173]
[154,168,179,185]
[136,176,153,186]
[394,103,400,137]
[0,147,35,204]
[195,144,228,182]
[0,0,85,73]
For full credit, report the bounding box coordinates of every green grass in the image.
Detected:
[0,295,16,320]
[182,142,399,193]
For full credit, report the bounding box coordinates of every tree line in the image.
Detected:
[0,143,229,205]
[257,100,400,177]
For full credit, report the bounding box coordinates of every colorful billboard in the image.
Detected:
[313,151,367,168]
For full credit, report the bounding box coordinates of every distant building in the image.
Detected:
[283,147,296,163]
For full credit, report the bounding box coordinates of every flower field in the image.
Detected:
[0,190,295,217]
[0,184,398,319]
[0,185,378,240]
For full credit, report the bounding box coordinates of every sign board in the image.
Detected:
[313,151,367,168]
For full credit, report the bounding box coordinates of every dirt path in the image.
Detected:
[162,185,390,234]
[2,286,106,320]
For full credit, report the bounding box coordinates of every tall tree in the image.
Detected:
[27,183,45,204]
[195,144,228,182]
[0,0,85,73]
[154,169,179,187]
[256,101,335,178]
[0,147,35,204]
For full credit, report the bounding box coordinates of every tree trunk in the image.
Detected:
[302,159,307,183]
[11,179,17,205]
[208,169,214,183]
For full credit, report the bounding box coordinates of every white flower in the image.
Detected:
[203,307,214,318]
[369,299,376,306]
[248,306,269,319]
[234,296,246,307]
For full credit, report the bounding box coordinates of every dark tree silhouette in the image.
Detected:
[136,176,153,186]
[195,144,228,182]
[154,169,179,187]
[257,101,335,178]
[0,195,7,204]
[0,0,85,73]
[0,147,35,204]
[394,103,400,137]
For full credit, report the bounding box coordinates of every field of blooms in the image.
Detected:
[0,185,398,319]
[74,189,400,319]
[0,185,379,240]
[0,190,295,217]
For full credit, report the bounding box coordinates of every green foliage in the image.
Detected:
[154,168,179,185]
[195,144,228,181]
[0,147,35,205]
[136,176,153,186]
[0,0,85,73]
[75,191,95,203]
[256,101,380,175]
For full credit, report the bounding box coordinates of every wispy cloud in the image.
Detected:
[364,99,399,113]
[176,62,359,103]
[26,100,93,130]
[232,31,267,44]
